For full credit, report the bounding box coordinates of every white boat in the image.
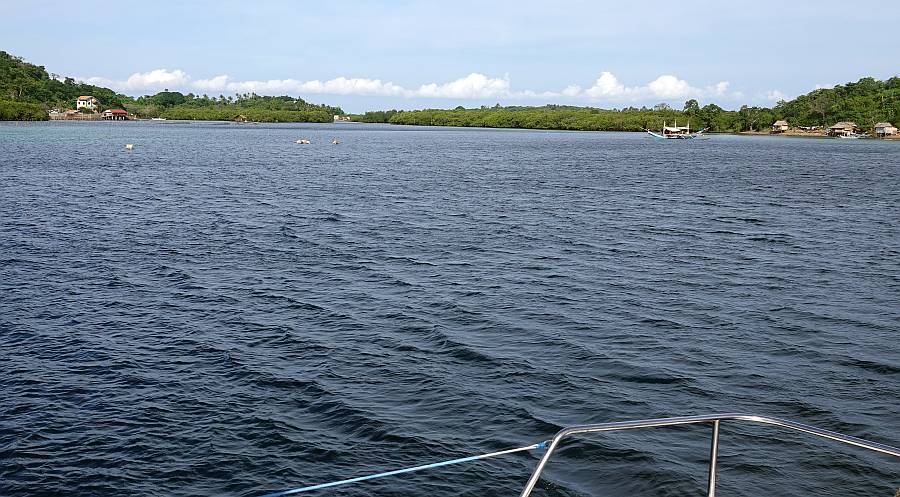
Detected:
[150,117,167,121]
[258,413,900,497]
[646,119,707,139]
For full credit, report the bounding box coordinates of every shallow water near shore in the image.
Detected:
[1,121,899,497]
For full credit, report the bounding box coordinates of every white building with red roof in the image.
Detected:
[76,95,98,111]
[101,109,129,120]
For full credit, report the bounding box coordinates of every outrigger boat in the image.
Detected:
[646,119,708,139]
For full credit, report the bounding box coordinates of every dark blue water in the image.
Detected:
[1,121,898,497]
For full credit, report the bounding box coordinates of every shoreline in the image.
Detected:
[9,119,900,139]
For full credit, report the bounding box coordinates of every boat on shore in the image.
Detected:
[150,117,167,121]
[646,120,708,139]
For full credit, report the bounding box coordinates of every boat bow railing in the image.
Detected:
[518,413,900,497]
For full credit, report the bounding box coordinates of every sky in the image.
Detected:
[3,1,898,113]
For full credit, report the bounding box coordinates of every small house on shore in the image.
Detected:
[771,120,789,133]
[874,122,897,137]
[101,109,128,120]
[828,121,858,137]
[76,96,98,111]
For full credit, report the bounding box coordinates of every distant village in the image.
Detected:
[771,119,900,138]
[48,95,132,121]
[767,119,896,138]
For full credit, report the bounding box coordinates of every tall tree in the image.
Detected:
[683,99,700,117]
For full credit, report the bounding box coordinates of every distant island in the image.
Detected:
[1,49,897,137]
[0,51,342,123]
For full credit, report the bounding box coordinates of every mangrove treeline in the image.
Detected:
[127,92,343,123]
[353,76,900,133]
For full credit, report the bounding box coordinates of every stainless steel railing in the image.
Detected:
[518,413,900,497]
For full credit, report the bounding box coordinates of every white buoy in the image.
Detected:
[125,144,134,150]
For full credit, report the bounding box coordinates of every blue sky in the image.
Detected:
[4,1,898,112]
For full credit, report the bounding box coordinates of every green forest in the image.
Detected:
[2,49,898,131]
[352,76,900,133]
[0,50,128,120]
[0,50,341,122]
[127,92,343,122]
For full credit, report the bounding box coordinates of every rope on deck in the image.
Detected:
[258,441,548,497]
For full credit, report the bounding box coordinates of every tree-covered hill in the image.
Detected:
[772,77,900,129]
[125,92,343,122]
[0,50,343,122]
[0,50,129,113]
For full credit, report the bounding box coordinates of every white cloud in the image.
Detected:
[125,69,189,89]
[192,74,230,91]
[191,75,407,96]
[577,72,731,102]
[761,89,787,101]
[647,75,693,98]
[561,84,582,97]
[510,89,562,99]
[81,69,190,91]
[188,73,515,99]
[415,73,510,98]
[584,72,627,98]
[709,81,730,96]
[315,77,406,96]
[80,68,742,104]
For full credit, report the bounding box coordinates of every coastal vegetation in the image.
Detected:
[126,92,342,122]
[0,50,341,122]
[0,99,46,120]
[1,50,127,117]
[356,104,736,132]
[352,76,900,133]
[770,77,900,129]
[1,49,897,131]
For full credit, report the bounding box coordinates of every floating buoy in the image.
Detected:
[295,139,310,144]
[125,144,134,150]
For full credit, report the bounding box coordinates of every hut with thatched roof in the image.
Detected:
[827,121,858,137]
[875,122,897,137]
[771,120,789,133]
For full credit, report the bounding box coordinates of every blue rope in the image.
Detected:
[258,441,548,497]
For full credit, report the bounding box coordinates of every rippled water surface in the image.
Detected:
[1,121,899,497]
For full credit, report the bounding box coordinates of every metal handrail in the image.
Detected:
[518,413,900,497]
